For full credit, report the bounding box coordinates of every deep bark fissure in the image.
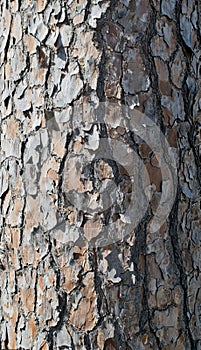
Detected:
[168,189,196,349]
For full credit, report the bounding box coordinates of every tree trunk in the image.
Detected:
[0,0,200,349]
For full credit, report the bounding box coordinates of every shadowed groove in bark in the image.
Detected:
[175,0,199,145]
[19,139,27,246]
[139,1,166,133]
[84,333,92,350]
[84,0,92,22]
[47,291,68,350]
[57,132,73,212]
[168,188,196,349]
[95,34,107,102]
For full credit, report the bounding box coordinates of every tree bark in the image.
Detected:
[0,0,200,349]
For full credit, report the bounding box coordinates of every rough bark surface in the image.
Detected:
[0,0,201,349]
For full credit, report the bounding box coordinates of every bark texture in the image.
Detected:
[0,0,201,349]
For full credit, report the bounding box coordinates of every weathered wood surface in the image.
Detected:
[0,0,201,349]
